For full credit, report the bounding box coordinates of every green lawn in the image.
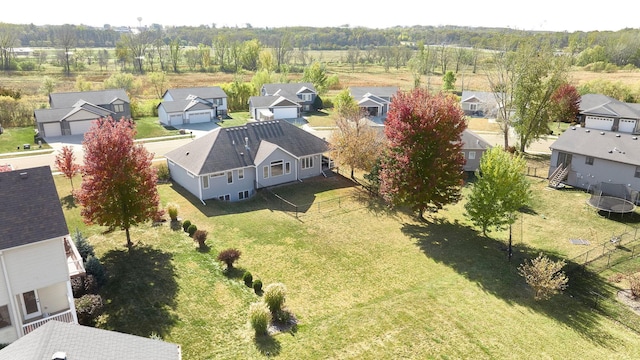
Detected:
[56,169,640,359]
[0,126,51,154]
[134,117,181,139]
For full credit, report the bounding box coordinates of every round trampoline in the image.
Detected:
[587,195,636,214]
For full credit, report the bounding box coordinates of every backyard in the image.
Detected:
[56,163,640,359]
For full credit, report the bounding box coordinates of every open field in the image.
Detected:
[56,165,640,359]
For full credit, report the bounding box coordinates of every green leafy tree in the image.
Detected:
[380,89,467,219]
[148,71,167,99]
[464,147,531,237]
[518,253,568,301]
[442,70,456,91]
[333,88,359,118]
[74,117,160,249]
[302,61,328,95]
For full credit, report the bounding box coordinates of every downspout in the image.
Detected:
[0,251,23,338]
[198,176,206,205]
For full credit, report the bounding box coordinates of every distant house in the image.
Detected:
[349,86,399,118]
[0,166,84,343]
[248,95,302,121]
[164,120,330,203]
[35,89,131,138]
[576,94,640,134]
[460,91,499,118]
[261,83,318,112]
[461,129,492,172]
[158,87,228,127]
[0,320,182,360]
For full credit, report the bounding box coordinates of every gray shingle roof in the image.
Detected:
[349,86,399,100]
[35,102,114,124]
[461,129,492,150]
[49,89,129,108]
[163,87,227,100]
[0,166,69,250]
[165,120,328,175]
[0,320,181,360]
[550,127,640,166]
[262,83,316,96]
[579,94,640,119]
[249,96,301,108]
[159,99,215,113]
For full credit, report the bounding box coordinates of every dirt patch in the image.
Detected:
[617,289,640,315]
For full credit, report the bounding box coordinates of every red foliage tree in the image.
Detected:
[550,83,581,123]
[380,89,467,218]
[54,145,80,190]
[74,117,160,248]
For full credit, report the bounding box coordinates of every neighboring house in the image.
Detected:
[248,96,302,121]
[164,120,330,203]
[35,89,130,138]
[461,129,492,172]
[349,86,399,118]
[158,87,228,127]
[261,83,318,112]
[460,91,499,118]
[0,166,84,344]
[548,126,640,192]
[0,320,181,360]
[577,93,640,134]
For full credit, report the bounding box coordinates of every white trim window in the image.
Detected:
[585,156,594,166]
[635,166,640,178]
[301,156,313,169]
[218,194,230,201]
[468,151,476,160]
[202,175,209,189]
[285,162,291,174]
[238,190,250,200]
[114,103,124,112]
[238,168,244,180]
[270,160,284,177]
[263,166,269,179]
[227,171,233,184]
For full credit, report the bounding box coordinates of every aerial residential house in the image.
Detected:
[0,166,84,344]
[0,320,182,360]
[164,120,330,203]
[548,94,640,192]
[158,87,228,127]
[35,89,130,138]
[460,91,500,118]
[261,82,318,112]
[461,129,492,172]
[349,86,399,119]
[248,95,302,121]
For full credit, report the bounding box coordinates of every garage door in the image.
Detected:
[70,120,95,135]
[188,111,211,124]
[169,114,183,126]
[585,116,613,131]
[619,119,637,133]
[273,107,298,119]
[43,123,62,137]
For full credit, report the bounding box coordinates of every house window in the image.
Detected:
[239,190,250,200]
[469,104,478,111]
[114,104,124,112]
[211,171,224,177]
[285,162,291,174]
[635,166,640,178]
[218,194,230,201]
[0,305,11,329]
[238,169,244,180]
[271,160,284,177]
[202,175,209,189]
[585,156,594,165]
[263,166,269,179]
[227,171,233,184]
[302,156,313,169]
[213,98,223,106]
[468,151,476,160]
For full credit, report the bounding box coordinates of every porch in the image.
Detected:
[22,308,75,335]
[64,237,85,277]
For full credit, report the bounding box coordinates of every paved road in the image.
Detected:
[2,127,556,172]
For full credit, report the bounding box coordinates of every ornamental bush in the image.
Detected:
[253,279,263,293]
[167,203,179,222]
[182,220,191,232]
[248,301,271,336]
[193,229,208,249]
[187,224,198,237]
[75,294,104,326]
[217,248,241,269]
[263,283,287,314]
[243,271,253,287]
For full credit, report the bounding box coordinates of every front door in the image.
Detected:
[557,152,572,168]
[21,290,41,320]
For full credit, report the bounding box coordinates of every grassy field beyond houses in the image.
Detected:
[56,166,640,359]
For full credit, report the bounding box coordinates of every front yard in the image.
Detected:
[56,168,640,359]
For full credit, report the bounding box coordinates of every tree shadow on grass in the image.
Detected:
[99,245,178,338]
[61,194,76,209]
[402,216,623,348]
[254,335,281,357]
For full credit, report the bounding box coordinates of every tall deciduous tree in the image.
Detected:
[302,61,328,96]
[75,117,160,249]
[464,146,531,237]
[55,24,76,76]
[380,89,467,218]
[55,145,80,191]
[549,83,581,124]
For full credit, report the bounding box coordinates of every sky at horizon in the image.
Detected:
[2,1,639,33]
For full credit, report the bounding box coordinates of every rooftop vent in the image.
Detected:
[19,172,28,179]
[52,352,67,360]
[571,126,576,130]
[633,136,638,140]
[616,134,621,137]
[585,129,590,133]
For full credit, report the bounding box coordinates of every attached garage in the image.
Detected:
[585,116,614,131]
[273,107,298,119]
[69,120,95,135]
[619,119,637,133]
[169,114,183,126]
[187,111,212,124]
[43,123,62,137]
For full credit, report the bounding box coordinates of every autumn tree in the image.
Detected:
[74,117,160,249]
[549,83,581,124]
[380,89,467,218]
[464,147,531,237]
[329,105,384,178]
[518,253,568,301]
[55,145,80,191]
